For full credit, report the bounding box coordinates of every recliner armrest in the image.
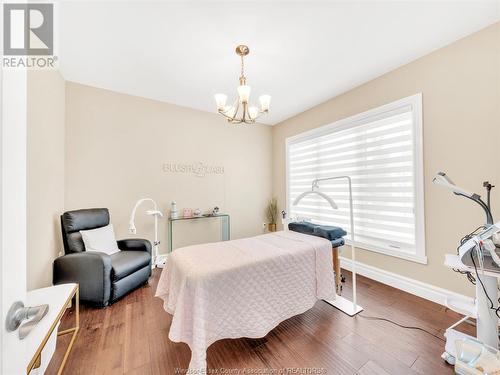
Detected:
[117,238,152,254]
[53,252,112,306]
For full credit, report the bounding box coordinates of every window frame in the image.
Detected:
[285,93,427,264]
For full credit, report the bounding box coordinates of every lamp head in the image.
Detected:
[292,190,338,210]
[432,172,474,198]
[146,210,164,217]
[129,198,160,235]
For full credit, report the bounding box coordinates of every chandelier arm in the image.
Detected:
[220,112,240,121]
[247,107,268,122]
[233,98,240,121]
[218,98,236,116]
[218,107,234,119]
[218,97,241,122]
[218,106,231,115]
[243,102,252,124]
[218,111,233,119]
[253,110,265,120]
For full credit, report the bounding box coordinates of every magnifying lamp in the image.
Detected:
[432,172,493,225]
[432,172,475,198]
[292,176,363,316]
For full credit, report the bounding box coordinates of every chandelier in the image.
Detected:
[214,45,271,124]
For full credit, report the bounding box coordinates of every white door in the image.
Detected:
[0,61,28,374]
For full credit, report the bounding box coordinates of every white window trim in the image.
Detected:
[285,93,427,264]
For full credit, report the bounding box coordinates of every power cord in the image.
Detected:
[358,314,445,342]
[358,226,499,344]
[452,227,500,318]
[452,225,488,285]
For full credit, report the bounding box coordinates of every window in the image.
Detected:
[286,94,426,263]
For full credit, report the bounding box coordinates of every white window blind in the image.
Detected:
[287,94,426,263]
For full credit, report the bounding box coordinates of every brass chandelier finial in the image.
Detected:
[235,45,249,56]
[214,45,271,124]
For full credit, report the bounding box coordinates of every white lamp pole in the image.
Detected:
[293,175,363,316]
[129,198,164,268]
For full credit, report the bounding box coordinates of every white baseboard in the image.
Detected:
[340,257,474,309]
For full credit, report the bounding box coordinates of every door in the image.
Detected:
[1,54,28,375]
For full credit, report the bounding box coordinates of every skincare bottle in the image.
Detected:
[170,201,178,219]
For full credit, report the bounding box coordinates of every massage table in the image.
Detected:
[155,227,345,372]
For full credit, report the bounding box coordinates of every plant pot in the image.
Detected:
[268,223,277,232]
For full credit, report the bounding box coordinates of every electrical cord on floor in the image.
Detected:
[358,314,445,342]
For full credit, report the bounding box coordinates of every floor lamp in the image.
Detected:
[293,175,363,316]
[129,198,164,268]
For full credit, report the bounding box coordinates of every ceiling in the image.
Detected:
[58,1,500,125]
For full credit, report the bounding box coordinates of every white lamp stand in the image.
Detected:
[129,198,164,268]
[293,175,363,317]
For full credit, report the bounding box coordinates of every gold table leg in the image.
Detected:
[56,286,79,375]
[26,285,80,375]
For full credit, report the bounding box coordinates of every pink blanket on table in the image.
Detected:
[155,230,335,373]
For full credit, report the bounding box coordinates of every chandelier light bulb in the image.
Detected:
[237,85,251,103]
[214,94,228,111]
[248,106,259,120]
[259,95,271,112]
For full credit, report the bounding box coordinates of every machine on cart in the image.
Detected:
[434,172,500,374]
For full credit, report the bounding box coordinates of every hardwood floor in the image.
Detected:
[47,269,473,375]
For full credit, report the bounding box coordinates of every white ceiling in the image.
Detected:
[58,1,500,125]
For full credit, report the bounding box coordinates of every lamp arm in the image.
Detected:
[457,192,494,225]
[129,198,158,227]
[312,175,352,186]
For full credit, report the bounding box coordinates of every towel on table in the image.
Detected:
[313,225,347,240]
[289,222,346,241]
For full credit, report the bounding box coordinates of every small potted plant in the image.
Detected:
[266,198,278,232]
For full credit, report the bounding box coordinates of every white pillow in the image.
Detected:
[80,224,120,255]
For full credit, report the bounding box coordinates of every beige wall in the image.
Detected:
[65,83,273,253]
[272,23,500,296]
[27,70,66,290]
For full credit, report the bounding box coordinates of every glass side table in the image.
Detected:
[167,214,230,252]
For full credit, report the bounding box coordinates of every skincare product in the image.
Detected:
[183,208,193,218]
[170,201,178,219]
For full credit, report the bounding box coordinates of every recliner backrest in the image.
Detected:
[61,208,110,254]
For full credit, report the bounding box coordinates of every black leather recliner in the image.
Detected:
[53,208,152,307]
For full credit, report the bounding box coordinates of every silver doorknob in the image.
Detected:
[5,301,49,339]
